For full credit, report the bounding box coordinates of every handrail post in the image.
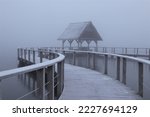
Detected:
[122,58,126,84]
[117,57,120,80]
[87,53,90,68]
[104,55,108,74]
[125,48,127,55]
[46,66,54,100]
[33,50,35,63]
[149,49,150,60]
[17,48,20,59]
[92,53,95,70]
[138,62,143,97]
[24,49,27,60]
[28,50,30,61]
[40,51,43,63]
[73,51,75,65]
[36,68,45,100]
[56,61,64,99]
[137,48,139,56]
[21,48,23,59]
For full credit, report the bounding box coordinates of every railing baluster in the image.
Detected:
[36,68,45,100]
[33,50,35,63]
[46,66,54,100]
[117,57,120,81]
[138,62,143,97]
[104,55,108,74]
[122,58,126,84]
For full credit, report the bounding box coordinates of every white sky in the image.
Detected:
[0,0,150,51]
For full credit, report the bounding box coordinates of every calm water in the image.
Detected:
[0,52,39,100]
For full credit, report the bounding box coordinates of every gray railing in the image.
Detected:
[0,48,65,100]
[47,49,150,99]
[42,47,150,59]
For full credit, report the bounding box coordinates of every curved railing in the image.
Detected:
[0,48,65,100]
[46,48,150,99]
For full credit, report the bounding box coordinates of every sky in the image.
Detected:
[0,0,150,53]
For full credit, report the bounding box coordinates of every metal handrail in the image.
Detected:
[0,48,65,100]
[50,48,150,99]
[0,50,65,80]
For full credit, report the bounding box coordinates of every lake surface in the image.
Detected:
[0,52,39,100]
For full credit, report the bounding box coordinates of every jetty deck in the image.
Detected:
[59,64,141,100]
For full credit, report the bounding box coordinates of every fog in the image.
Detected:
[0,0,150,59]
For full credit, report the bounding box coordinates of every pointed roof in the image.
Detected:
[58,21,102,41]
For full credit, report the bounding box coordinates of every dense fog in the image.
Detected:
[0,0,150,69]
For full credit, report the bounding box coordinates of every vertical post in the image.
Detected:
[114,48,116,54]
[36,68,45,100]
[17,48,20,59]
[33,50,35,63]
[48,52,51,60]
[95,41,98,52]
[24,49,27,60]
[122,48,124,54]
[92,53,95,70]
[46,66,54,100]
[149,49,150,60]
[122,58,126,84]
[104,55,108,74]
[21,48,23,59]
[105,48,107,53]
[56,61,64,98]
[117,57,120,80]
[28,50,30,61]
[138,62,143,97]
[40,51,43,63]
[87,53,90,68]
[103,47,105,53]
[137,48,139,56]
[0,79,2,99]
[134,48,136,55]
[125,48,127,55]
[72,51,75,65]
[32,72,36,93]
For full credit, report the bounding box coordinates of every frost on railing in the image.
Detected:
[49,48,150,99]
[0,48,65,100]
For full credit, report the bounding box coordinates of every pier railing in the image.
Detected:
[43,47,150,59]
[43,47,150,99]
[0,48,65,100]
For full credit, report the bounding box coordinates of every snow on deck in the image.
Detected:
[59,64,141,100]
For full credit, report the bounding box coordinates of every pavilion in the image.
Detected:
[58,21,102,51]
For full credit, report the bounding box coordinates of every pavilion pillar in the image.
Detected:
[68,40,73,50]
[86,40,91,51]
[62,40,66,50]
[79,40,83,49]
[76,40,80,49]
[95,41,98,52]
